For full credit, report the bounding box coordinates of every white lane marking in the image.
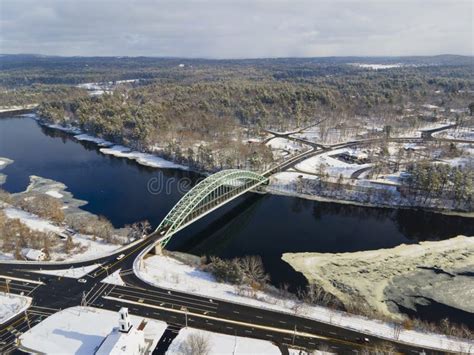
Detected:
[112,287,217,311]
[0,275,43,285]
[103,295,331,341]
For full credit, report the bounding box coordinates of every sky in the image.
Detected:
[0,0,472,58]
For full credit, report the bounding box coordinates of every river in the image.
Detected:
[1,115,473,324]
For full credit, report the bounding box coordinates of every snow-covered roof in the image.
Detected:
[95,327,145,355]
[21,248,45,261]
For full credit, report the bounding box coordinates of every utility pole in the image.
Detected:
[232,330,237,355]
[181,306,188,328]
[25,311,31,330]
[81,291,87,307]
[100,265,109,277]
[292,324,297,345]
[5,279,10,295]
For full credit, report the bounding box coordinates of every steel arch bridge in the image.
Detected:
[156,169,268,247]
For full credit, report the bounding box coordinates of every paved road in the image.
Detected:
[0,237,451,354]
[0,119,470,354]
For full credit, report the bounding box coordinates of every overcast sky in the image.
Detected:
[0,0,472,58]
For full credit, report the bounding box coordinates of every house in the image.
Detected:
[95,308,148,355]
[21,248,46,261]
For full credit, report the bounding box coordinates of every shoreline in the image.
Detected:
[266,186,474,218]
[282,235,474,322]
[11,112,474,219]
[30,114,193,172]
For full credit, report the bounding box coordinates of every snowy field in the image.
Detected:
[271,171,318,184]
[351,63,405,70]
[19,306,167,354]
[76,79,140,96]
[138,254,474,353]
[166,327,280,355]
[266,137,303,152]
[1,207,119,262]
[0,292,31,324]
[295,149,371,178]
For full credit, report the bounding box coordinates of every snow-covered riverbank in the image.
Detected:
[0,170,128,262]
[283,236,474,320]
[137,253,474,353]
[0,157,13,185]
[33,115,190,171]
[269,171,474,218]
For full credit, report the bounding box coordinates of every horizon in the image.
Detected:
[1,0,472,58]
[1,53,472,60]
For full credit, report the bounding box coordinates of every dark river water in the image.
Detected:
[1,115,473,326]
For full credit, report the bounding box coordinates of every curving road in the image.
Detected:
[0,113,471,354]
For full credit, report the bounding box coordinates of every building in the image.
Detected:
[95,308,147,355]
[21,248,46,261]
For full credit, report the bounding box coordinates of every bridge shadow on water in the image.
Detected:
[165,192,310,293]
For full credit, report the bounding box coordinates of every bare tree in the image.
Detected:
[178,332,211,355]
[240,255,270,286]
[126,220,151,241]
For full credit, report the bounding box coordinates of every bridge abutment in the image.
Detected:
[153,244,163,255]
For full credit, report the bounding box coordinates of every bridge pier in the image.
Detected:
[153,243,163,255]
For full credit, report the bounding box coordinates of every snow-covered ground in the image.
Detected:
[45,189,64,199]
[36,117,190,171]
[433,127,474,141]
[271,171,318,184]
[292,127,349,145]
[289,350,333,355]
[101,269,126,286]
[77,79,140,96]
[100,145,189,170]
[74,134,113,147]
[30,264,100,278]
[4,207,63,234]
[166,327,280,355]
[138,254,474,353]
[1,207,119,262]
[266,137,303,153]
[43,122,82,134]
[394,120,455,138]
[0,104,38,113]
[0,157,14,185]
[295,149,371,178]
[351,63,405,70]
[0,292,31,324]
[19,306,166,354]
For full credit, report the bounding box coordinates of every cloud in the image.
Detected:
[0,0,472,57]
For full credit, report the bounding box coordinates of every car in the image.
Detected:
[116,253,125,260]
[78,278,87,283]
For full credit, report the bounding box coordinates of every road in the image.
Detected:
[0,228,452,354]
[0,117,470,354]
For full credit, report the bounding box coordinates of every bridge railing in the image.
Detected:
[156,169,268,247]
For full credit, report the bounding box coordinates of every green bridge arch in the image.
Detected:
[156,169,268,247]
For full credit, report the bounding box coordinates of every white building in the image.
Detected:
[21,248,46,261]
[95,308,147,355]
